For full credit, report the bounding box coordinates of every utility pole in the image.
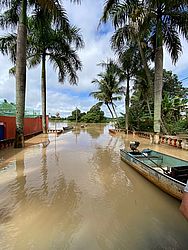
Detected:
[76,107,78,128]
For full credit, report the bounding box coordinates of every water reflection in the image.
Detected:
[0,143,82,249]
[86,124,105,139]
[41,147,48,196]
[89,143,135,249]
[14,156,27,205]
[88,131,188,249]
[0,125,188,249]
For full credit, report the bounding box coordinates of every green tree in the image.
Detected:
[130,69,188,133]
[90,76,114,119]
[163,70,188,99]
[0,16,83,134]
[91,59,123,127]
[101,0,153,103]
[101,0,188,142]
[115,44,139,132]
[81,103,105,123]
[27,10,83,133]
[67,108,83,121]
[0,0,80,147]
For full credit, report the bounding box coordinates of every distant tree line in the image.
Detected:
[64,103,108,123]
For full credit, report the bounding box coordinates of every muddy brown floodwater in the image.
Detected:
[0,123,188,250]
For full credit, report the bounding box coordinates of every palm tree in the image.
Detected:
[98,60,123,126]
[0,0,80,148]
[134,68,153,118]
[143,1,188,142]
[27,10,84,133]
[90,61,123,126]
[116,44,139,133]
[101,1,153,94]
[101,0,188,142]
[90,76,115,119]
[0,18,83,134]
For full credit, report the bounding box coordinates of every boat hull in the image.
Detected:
[120,149,186,200]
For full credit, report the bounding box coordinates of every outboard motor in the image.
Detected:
[130,141,140,151]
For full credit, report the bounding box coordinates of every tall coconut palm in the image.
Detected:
[0,13,83,134]
[95,60,123,126]
[101,0,153,93]
[27,10,84,133]
[90,68,123,126]
[115,44,140,133]
[134,68,153,117]
[142,1,188,142]
[0,0,80,148]
[101,0,188,143]
[90,76,115,119]
[101,0,154,133]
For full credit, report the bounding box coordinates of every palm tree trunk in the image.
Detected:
[111,102,120,128]
[146,98,152,117]
[106,102,114,119]
[154,45,163,143]
[14,0,27,148]
[41,52,47,133]
[153,14,163,144]
[137,37,152,117]
[125,75,130,133]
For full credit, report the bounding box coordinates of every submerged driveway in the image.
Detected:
[0,124,187,250]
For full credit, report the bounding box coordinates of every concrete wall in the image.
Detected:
[0,116,48,139]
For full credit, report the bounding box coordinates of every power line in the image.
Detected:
[180,76,188,82]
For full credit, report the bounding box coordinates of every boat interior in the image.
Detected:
[126,142,188,183]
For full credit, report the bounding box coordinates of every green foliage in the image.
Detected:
[165,119,188,135]
[163,70,188,99]
[130,69,188,133]
[90,59,123,120]
[67,104,106,123]
[79,103,106,123]
[67,108,86,121]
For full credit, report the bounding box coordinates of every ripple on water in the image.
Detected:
[0,124,187,249]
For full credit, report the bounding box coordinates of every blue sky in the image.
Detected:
[0,0,188,117]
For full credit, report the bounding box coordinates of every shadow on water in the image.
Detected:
[0,140,82,249]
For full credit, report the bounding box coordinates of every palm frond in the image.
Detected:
[0,1,20,30]
[27,54,41,68]
[100,0,118,24]
[168,11,188,38]
[9,65,16,76]
[49,48,82,84]
[0,33,17,63]
[163,24,182,64]
[111,25,133,50]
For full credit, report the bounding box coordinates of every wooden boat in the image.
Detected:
[63,126,73,131]
[109,128,116,134]
[48,129,63,134]
[120,147,188,200]
[109,128,126,134]
[80,124,86,128]
[56,130,63,135]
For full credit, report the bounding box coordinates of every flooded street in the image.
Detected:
[0,123,188,250]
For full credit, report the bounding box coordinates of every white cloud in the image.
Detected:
[0,0,188,118]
